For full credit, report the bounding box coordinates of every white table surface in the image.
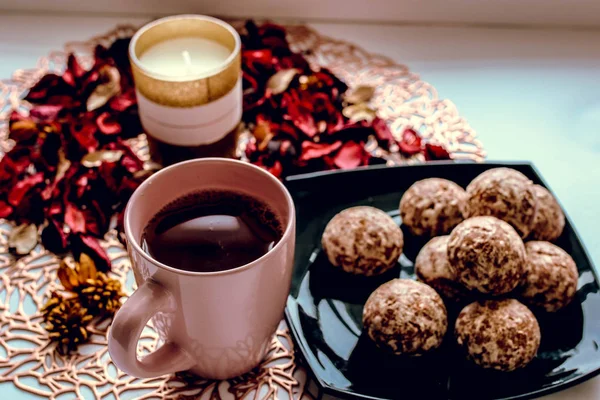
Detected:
[1,12,599,400]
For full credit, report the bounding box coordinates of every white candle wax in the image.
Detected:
[139,37,231,81]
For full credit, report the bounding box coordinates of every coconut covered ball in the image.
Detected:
[520,241,578,312]
[528,185,565,241]
[455,299,541,371]
[321,206,403,276]
[415,235,471,302]
[363,279,447,355]
[447,216,525,295]
[399,178,468,237]
[466,168,537,238]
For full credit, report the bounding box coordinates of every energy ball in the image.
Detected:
[322,206,403,276]
[400,178,468,237]
[528,185,565,241]
[520,241,578,312]
[455,299,541,371]
[448,216,525,295]
[363,279,447,355]
[415,236,471,302]
[466,168,537,238]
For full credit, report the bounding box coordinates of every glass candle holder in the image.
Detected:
[129,15,242,165]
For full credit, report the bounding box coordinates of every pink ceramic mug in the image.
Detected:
[108,158,295,379]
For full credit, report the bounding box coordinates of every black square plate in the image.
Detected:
[284,161,600,400]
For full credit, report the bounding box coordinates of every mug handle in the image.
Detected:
[108,281,195,378]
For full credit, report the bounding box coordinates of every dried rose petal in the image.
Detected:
[299,141,342,162]
[0,150,32,183]
[25,74,73,103]
[96,112,122,135]
[63,54,86,88]
[41,218,69,253]
[46,201,63,217]
[371,118,394,144]
[107,88,134,112]
[266,160,283,177]
[71,234,111,272]
[333,141,370,169]
[8,172,44,206]
[65,203,86,234]
[423,143,451,161]
[70,121,99,153]
[398,128,422,155]
[30,105,63,122]
[284,91,317,137]
[0,200,13,218]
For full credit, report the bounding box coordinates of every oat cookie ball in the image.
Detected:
[447,216,525,295]
[466,168,537,238]
[399,178,468,237]
[455,299,541,371]
[528,185,565,241]
[321,206,403,276]
[415,236,471,302]
[363,279,447,355]
[520,241,578,312]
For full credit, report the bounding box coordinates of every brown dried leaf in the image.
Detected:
[55,148,71,182]
[267,68,300,95]
[87,66,121,111]
[254,120,275,151]
[342,103,377,123]
[8,223,38,255]
[81,150,123,168]
[344,85,375,104]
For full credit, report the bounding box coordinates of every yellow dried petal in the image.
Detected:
[58,260,80,291]
[78,253,97,281]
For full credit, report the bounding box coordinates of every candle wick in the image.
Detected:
[182,50,193,71]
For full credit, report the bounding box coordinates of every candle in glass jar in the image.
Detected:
[139,37,231,80]
[129,15,242,164]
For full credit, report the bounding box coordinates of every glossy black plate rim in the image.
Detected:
[284,160,600,400]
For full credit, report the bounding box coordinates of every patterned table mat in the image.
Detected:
[0,22,484,400]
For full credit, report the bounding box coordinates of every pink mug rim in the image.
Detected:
[124,157,295,277]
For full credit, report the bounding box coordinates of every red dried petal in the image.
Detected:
[70,121,99,153]
[30,105,63,122]
[118,176,140,199]
[284,91,317,137]
[242,50,274,75]
[107,141,144,173]
[398,128,422,155]
[266,160,283,178]
[25,74,71,103]
[299,141,342,161]
[63,54,86,87]
[96,112,122,135]
[0,200,13,218]
[372,118,394,143]
[423,143,451,161]
[65,203,86,234]
[109,89,136,112]
[41,218,69,253]
[8,172,44,206]
[47,201,63,217]
[71,234,111,272]
[0,151,31,182]
[333,141,370,170]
